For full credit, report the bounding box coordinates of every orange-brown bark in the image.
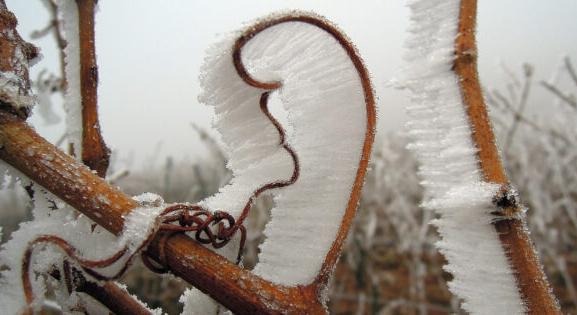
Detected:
[0,110,327,314]
[0,3,138,312]
[75,276,157,315]
[76,0,110,176]
[454,0,560,313]
[0,110,132,234]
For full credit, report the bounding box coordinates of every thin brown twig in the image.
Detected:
[74,276,152,315]
[68,2,136,310]
[231,13,377,288]
[45,261,151,315]
[454,0,560,313]
[75,0,110,177]
[21,234,151,308]
[564,56,577,88]
[493,89,570,145]
[540,80,577,110]
[31,0,67,89]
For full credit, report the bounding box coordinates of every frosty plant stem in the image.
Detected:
[454,0,559,313]
[21,235,151,315]
[74,1,133,309]
[75,0,110,177]
[71,273,152,315]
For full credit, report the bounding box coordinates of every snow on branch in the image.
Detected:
[0,189,166,314]
[55,0,82,159]
[0,1,39,112]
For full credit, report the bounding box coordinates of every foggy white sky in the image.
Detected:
[6,0,577,168]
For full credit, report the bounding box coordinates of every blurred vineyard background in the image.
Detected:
[1,49,576,315]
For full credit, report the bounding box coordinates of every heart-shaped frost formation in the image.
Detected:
[198,12,375,288]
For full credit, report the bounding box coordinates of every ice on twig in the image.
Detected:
[120,193,165,253]
[399,0,525,313]
[0,187,166,313]
[186,11,371,313]
[34,71,62,125]
[56,0,82,158]
[0,22,36,108]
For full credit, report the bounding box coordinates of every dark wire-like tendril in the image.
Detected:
[22,91,299,312]
[142,92,300,272]
[21,20,304,311]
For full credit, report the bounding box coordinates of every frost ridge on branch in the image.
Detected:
[398,0,525,313]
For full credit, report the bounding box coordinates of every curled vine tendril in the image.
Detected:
[20,14,314,313]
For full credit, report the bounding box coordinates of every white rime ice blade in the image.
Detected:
[400,0,525,314]
[56,0,83,159]
[189,11,375,313]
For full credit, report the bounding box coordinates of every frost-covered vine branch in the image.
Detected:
[401,0,560,313]
[59,0,110,176]
[0,5,376,313]
[453,0,559,313]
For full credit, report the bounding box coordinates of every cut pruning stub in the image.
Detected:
[186,11,375,310]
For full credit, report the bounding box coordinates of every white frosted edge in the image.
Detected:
[0,185,163,313]
[56,0,83,159]
[0,18,36,109]
[428,183,526,314]
[113,282,165,315]
[0,72,36,108]
[199,11,366,285]
[399,0,526,313]
[180,288,219,315]
[185,10,369,312]
[120,193,165,253]
[0,194,117,313]
[35,72,62,125]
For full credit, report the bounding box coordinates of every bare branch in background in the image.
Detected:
[31,0,66,89]
[540,80,577,110]
[565,56,577,87]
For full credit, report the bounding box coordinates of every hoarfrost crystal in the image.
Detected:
[400,0,525,313]
[56,0,83,159]
[184,11,371,313]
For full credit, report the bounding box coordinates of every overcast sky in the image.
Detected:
[6,0,577,168]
